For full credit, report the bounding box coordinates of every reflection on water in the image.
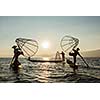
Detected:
[43,57,49,61]
[38,63,50,82]
[0,57,100,83]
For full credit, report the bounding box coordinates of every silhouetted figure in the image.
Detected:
[68,48,80,74]
[60,51,65,62]
[55,51,61,60]
[69,48,80,65]
[11,45,23,74]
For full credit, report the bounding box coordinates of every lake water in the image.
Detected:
[0,57,100,83]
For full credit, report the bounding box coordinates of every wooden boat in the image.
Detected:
[28,59,63,63]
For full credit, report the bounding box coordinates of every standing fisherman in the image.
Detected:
[68,48,80,74]
[69,48,80,66]
[11,45,24,73]
[60,51,65,62]
[68,48,89,74]
[55,51,61,60]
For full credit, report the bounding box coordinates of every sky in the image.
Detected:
[0,16,100,57]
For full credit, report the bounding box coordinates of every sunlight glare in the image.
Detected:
[43,57,49,61]
[42,41,49,49]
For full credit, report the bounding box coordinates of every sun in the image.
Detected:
[42,41,49,49]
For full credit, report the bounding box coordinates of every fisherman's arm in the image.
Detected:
[20,50,24,56]
[72,48,75,52]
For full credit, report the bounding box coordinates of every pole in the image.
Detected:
[79,54,89,68]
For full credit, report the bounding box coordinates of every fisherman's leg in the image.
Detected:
[73,64,77,74]
[73,68,76,74]
[74,57,76,65]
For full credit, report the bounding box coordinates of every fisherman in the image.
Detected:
[55,51,61,60]
[69,48,80,65]
[68,48,81,74]
[60,51,65,62]
[11,45,24,73]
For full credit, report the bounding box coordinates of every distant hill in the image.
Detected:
[36,49,100,58]
[81,49,100,57]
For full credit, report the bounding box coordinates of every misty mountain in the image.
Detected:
[81,49,100,57]
[36,49,100,58]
